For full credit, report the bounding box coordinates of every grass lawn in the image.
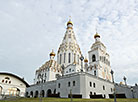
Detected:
[0,98,138,102]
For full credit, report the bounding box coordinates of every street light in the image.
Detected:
[38,74,43,102]
[131,87,134,98]
[80,55,84,72]
[123,76,127,85]
[110,70,116,102]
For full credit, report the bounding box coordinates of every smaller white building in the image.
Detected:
[0,72,29,99]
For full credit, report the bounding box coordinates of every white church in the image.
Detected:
[26,19,138,99]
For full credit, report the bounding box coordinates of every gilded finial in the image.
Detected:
[94,28,100,39]
[50,49,55,56]
[67,16,73,26]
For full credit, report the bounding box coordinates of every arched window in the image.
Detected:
[73,81,75,86]
[90,82,92,87]
[68,82,70,87]
[92,55,96,62]
[64,53,66,63]
[74,53,76,63]
[60,54,62,64]
[68,53,71,63]
[93,83,96,88]
[78,55,79,64]
[90,92,92,95]
[58,83,60,88]
[94,70,96,76]
[103,85,105,90]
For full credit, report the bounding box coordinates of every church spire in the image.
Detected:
[57,18,81,67]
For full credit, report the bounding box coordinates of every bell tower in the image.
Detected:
[88,32,112,81]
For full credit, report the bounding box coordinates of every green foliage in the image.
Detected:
[0,98,138,102]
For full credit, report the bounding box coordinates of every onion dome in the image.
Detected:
[94,32,100,38]
[50,50,55,56]
[84,57,88,63]
[67,20,73,26]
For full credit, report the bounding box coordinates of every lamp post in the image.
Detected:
[110,70,116,102]
[123,76,127,85]
[70,89,73,102]
[131,87,134,98]
[80,55,84,72]
[38,74,43,102]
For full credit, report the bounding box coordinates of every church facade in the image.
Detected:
[26,19,115,98]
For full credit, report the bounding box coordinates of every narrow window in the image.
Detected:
[73,81,75,86]
[69,53,71,63]
[94,92,96,95]
[92,55,96,62]
[69,68,71,72]
[90,92,92,95]
[94,70,96,76]
[68,82,70,87]
[64,53,66,63]
[90,82,92,87]
[78,55,79,64]
[60,54,62,64]
[111,88,112,92]
[58,83,60,88]
[103,86,105,90]
[74,53,76,63]
[93,83,96,88]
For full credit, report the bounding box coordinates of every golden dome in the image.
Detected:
[84,58,88,63]
[94,32,100,38]
[50,50,55,56]
[67,20,73,25]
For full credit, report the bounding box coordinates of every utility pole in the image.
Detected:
[111,70,116,102]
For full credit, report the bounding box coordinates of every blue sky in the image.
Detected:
[0,0,138,85]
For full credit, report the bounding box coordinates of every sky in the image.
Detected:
[0,0,138,85]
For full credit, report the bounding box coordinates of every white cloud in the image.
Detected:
[0,0,138,85]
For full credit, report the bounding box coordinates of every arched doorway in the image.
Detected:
[35,91,39,98]
[16,88,20,96]
[30,91,33,97]
[26,92,28,97]
[54,89,56,94]
[47,89,52,97]
[41,90,45,97]
[0,86,2,95]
